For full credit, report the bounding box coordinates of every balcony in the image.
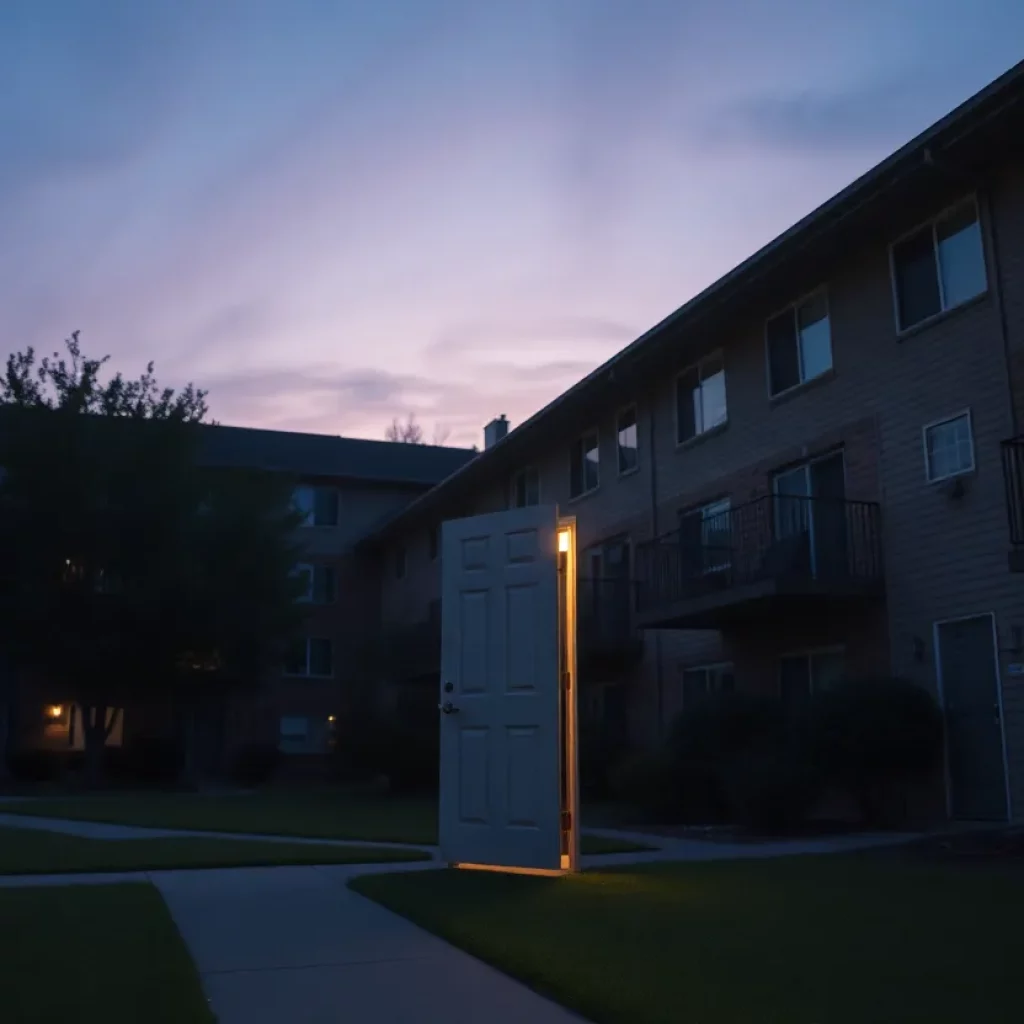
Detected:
[576,577,643,681]
[1001,437,1024,571]
[635,495,884,629]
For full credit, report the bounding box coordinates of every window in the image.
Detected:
[679,498,731,573]
[924,411,975,483]
[293,564,337,604]
[293,485,339,527]
[283,637,334,678]
[682,663,735,705]
[429,524,440,561]
[891,198,987,331]
[569,430,600,499]
[676,352,727,444]
[766,291,832,396]
[510,466,540,508]
[395,544,407,579]
[779,649,845,706]
[617,406,639,474]
[279,715,310,754]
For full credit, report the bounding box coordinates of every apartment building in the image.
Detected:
[7,425,475,773]
[361,59,1024,822]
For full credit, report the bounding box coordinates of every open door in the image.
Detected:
[438,505,578,873]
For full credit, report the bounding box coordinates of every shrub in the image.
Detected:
[106,736,180,787]
[607,748,679,821]
[6,749,66,783]
[720,741,820,833]
[810,676,944,825]
[230,742,280,787]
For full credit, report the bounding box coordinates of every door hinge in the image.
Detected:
[561,811,572,831]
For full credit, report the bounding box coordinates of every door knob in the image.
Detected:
[438,701,459,715]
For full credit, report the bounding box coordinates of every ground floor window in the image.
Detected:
[779,648,845,706]
[278,715,332,755]
[682,662,735,705]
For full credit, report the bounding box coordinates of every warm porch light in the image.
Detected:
[44,704,63,719]
[558,530,570,553]
[327,714,336,723]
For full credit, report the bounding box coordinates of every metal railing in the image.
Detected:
[1001,437,1024,546]
[635,494,883,613]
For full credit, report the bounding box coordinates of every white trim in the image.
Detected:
[615,402,640,477]
[568,428,600,500]
[921,408,976,484]
[932,612,1012,822]
[764,286,833,399]
[888,193,988,335]
[674,350,728,447]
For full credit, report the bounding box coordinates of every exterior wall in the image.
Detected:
[376,153,1024,818]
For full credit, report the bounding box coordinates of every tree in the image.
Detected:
[385,413,424,444]
[431,423,452,446]
[0,333,305,785]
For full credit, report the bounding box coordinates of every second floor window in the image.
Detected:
[766,291,832,396]
[617,406,639,474]
[283,637,334,678]
[892,197,987,332]
[293,485,339,527]
[676,353,726,444]
[569,430,600,499]
[510,467,540,508]
[293,563,337,604]
[924,411,975,483]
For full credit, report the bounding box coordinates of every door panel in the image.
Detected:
[439,505,562,869]
[937,616,1009,822]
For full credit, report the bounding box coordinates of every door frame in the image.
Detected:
[558,515,581,874]
[932,611,1012,822]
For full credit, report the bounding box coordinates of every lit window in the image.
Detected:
[766,291,832,396]
[617,406,639,474]
[676,353,727,444]
[892,198,987,332]
[924,412,975,483]
[569,430,600,499]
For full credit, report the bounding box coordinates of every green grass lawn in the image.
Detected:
[0,884,213,1024]
[0,825,428,875]
[351,856,1024,1024]
[0,792,652,854]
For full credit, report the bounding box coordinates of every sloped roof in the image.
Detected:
[197,424,476,486]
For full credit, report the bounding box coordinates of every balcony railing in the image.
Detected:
[635,494,883,624]
[576,577,642,676]
[1001,437,1024,554]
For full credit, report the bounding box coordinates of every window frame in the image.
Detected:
[293,484,340,528]
[674,350,728,446]
[922,408,976,484]
[616,403,640,476]
[283,637,335,679]
[888,195,988,335]
[509,466,541,508]
[778,645,846,699]
[569,428,601,500]
[292,563,336,605]
[764,287,833,398]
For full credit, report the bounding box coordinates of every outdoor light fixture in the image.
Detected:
[327,714,336,723]
[558,530,570,553]
[44,704,63,719]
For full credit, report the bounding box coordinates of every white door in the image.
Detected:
[439,505,562,870]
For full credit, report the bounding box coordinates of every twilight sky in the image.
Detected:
[2,2,1022,447]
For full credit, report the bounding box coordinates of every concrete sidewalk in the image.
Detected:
[158,862,584,1024]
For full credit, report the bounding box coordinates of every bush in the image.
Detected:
[230,742,280,787]
[720,742,820,833]
[810,676,943,825]
[106,736,180,787]
[607,748,679,821]
[6,749,67,783]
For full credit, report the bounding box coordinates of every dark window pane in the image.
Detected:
[700,355,727,429]
[676,367,699,442]
[314,488,339,526]
[524,467,539,505]
[617,407,638,473]
[569,440,583,498]
[797,294,832,382]
[894,226,941,330]
[678,509,705,576]
[766,310,800,395]
[936,202,986,308]
[308,638,333,677]
[583,433,600,491]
